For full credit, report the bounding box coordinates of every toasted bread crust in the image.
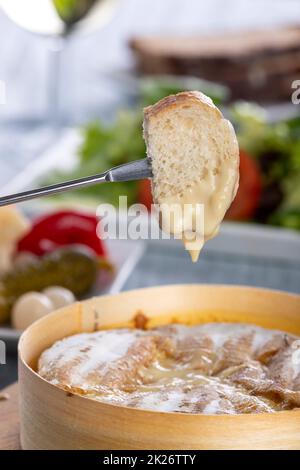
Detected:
[144,91,222,125]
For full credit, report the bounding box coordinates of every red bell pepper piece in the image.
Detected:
[17,210,106,257]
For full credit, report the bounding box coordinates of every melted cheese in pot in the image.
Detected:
[38,323,300,415]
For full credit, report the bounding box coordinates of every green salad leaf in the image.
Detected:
[139,76,229,107]
[231,102,300,229]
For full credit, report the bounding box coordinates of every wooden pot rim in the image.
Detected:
[18,283,300,419]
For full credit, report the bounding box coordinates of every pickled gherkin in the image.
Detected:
[0,246,101,324]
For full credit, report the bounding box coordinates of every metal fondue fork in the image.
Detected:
[0,158,152,207]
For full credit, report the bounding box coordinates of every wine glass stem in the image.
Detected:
[47,36,65,128]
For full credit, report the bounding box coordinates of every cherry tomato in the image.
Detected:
[226,150,262,221]
[138,179,153,211]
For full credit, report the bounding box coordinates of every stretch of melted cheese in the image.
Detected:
[160,160,239,262]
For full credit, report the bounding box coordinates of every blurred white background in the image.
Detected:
[0,0,299,123]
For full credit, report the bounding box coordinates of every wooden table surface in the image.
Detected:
[0,383,20,450]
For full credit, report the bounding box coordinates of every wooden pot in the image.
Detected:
[18,284,300,450]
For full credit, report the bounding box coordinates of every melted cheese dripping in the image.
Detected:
[160,162,238,262]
